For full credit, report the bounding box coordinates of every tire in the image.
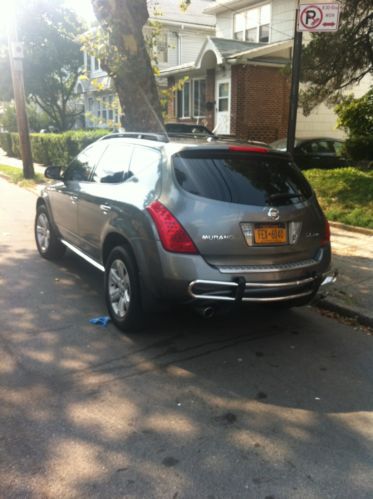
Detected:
[104,246,143,331]
[35,205,66,260]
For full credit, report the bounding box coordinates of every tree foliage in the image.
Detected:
[335,87,373,137]
[0,102,50,132]
[0,0,85,131]
[300,0,373,114]
[335,87,373,162]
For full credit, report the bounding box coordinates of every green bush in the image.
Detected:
[1,130,108,166]
[0,132,13,156]
[335,87,373,162]
[344,135,373,162]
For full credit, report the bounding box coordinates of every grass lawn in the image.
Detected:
[0,164,45,188]
[305,167,373,229]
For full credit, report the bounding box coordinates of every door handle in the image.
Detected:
[100,204,112,214]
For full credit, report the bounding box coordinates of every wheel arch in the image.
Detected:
[102,232,138,271]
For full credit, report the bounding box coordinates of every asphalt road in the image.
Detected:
[1,177,373,499]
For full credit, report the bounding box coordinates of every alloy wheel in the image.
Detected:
[36,213,51,253]
[108,259,131,318]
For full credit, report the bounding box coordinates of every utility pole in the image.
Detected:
[7,5,34,179]
[287,8,303,156]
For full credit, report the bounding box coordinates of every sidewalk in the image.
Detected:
[1,151,372,327]
[0,150,45,175]
[319,223,373,327]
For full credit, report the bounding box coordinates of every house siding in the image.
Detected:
[271,0,297,42]
[215,0,297,43]
[180,32,210,64]
[216,12,233,38]
[231,64,290,142]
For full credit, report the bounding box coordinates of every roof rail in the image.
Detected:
[98,132,169,143]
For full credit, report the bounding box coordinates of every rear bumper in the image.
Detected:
[139,241,333,305]
[187,270,337,304]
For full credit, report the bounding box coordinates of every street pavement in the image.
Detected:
[1,175,373,498]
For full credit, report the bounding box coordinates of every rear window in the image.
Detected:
[173,151,313,206]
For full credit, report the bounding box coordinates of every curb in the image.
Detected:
[315,298,373,329]
[329,221,373,236]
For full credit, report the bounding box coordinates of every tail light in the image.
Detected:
[147,201,198,254]
[321,219,331,246]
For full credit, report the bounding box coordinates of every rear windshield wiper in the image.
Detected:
[266,192,304,202]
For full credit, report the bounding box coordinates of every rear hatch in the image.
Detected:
[168,147,326,267]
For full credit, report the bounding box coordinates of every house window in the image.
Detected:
[193,79,206,117]
[156,32,168,64]
[108,95,114,121]
[234,3,271,43]
[102,96,108,121]
[177,79,207,119]
[218,82,229,112]
[177,81,191,118]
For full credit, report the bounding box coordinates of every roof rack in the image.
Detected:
[99,132,169,143]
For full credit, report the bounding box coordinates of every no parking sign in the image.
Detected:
[298,3,340,32]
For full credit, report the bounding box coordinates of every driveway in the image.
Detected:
[0,178,373,498]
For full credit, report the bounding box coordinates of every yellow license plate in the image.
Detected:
[254,224,287,244]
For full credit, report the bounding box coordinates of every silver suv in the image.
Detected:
[35,133,334,331]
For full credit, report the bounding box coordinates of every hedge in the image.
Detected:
[0,129,108,166]
[344,135,373,163]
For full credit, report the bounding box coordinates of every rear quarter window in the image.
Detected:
[173,151,313,206]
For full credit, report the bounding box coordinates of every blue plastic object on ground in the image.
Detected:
[89,316,111,327]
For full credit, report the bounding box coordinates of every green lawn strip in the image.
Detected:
[0,164,45,188]
[305,167,373,229]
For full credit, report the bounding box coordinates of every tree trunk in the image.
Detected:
[91,0,164,133]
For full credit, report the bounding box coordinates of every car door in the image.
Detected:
[77,142,134,260]
[48,144,105,245]
[294,139,335,169]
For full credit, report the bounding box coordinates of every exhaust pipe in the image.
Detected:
[194,306,215,319]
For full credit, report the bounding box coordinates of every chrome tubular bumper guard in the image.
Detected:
[188,271,337,304]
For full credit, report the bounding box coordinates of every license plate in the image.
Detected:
[254,224,287,245]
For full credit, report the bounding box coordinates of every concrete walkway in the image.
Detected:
[1,151,372,327]
[321,223,373,327]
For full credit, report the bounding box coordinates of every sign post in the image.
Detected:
[286,3,340,156]
[286,11,303,156]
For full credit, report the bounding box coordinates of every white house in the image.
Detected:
[76,0,216,128]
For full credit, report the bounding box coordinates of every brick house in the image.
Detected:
[164,36,292,143]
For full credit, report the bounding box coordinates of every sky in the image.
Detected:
[0,0,97,33]
[64,0,96,23]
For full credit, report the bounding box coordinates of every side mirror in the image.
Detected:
[44,166,62,180]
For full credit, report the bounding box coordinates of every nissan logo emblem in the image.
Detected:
[267,208,280,220]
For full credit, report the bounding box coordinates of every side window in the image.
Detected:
[64,143,107,181]
[300,141,331,154]
[92,143,133,183]
[128,147,161,186]
[333,141,344,156]
[316,140,333,153]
